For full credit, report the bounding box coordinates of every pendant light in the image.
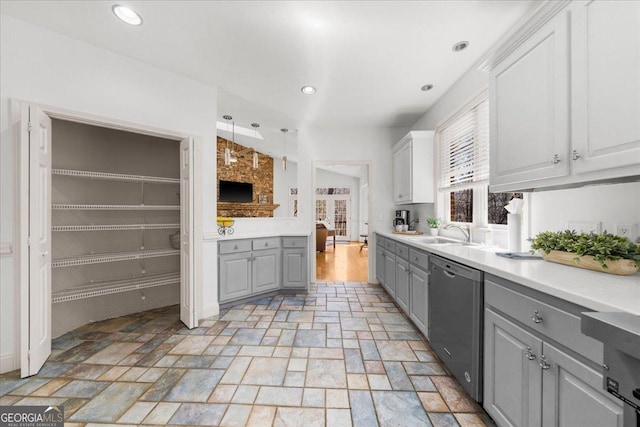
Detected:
[230,119,238,163]
[251,123,260,169]
[281,128,289,171]
[223,115,232,166]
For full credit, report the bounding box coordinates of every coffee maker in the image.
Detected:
[394,210,410,228]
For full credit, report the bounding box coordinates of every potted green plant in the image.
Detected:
[531,230,640,275]
[426,217,440,236]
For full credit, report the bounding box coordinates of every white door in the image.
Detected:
[180,137,196,328]
[23,106,52,377]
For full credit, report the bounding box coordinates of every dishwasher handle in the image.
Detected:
[443,270,456,279]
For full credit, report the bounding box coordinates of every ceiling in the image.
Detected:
[1,1,535,132]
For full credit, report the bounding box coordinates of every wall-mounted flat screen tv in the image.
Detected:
[219,180,253,203]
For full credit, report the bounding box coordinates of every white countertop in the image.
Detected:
[378,231,640,315]
[217,231,311,240]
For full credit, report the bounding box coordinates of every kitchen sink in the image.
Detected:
[419,237,472,246]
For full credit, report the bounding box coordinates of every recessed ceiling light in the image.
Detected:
[112,5,143,26]
[301,85,316,95]
[452,41,469,52]
[421,84,434,92]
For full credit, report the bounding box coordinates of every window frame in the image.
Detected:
[434,89,530,232]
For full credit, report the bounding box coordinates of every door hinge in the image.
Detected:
[27,122,33,133]
[28,350,31,363]
[27,236,31,246]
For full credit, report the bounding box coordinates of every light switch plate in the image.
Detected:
[567,221,602,234]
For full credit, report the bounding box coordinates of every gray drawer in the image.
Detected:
[409,248,429,270]
[395,244,409,259]
[376,234,386,247]
[485,279,603,364]
[282,237,306,248]
[253,237,281,251]
[384,239,396,251]
[219,239,252,254]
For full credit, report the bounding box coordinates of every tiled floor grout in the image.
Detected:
[1,281,493,427]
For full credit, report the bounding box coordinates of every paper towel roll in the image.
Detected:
[508,214,522,252]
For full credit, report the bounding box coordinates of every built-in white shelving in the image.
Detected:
[52,224,180,232]
[52,204,180,211]
[52,248,180,268]
[52,168,180,184]
[52,272,180,303]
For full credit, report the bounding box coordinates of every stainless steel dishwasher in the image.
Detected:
[429,255,483,402]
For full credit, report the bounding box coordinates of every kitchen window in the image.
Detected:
[436,91,523,227]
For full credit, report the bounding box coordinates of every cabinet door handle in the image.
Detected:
[551,154,561,164]
[234,245,238,250]
[265,242,269,247]
[571,150,581,161]
[539,355,551,370]
[524,346,536,361]
[531,310,543,324]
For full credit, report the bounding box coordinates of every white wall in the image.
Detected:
[0,16,218,373]
[529,182,640,242]
[297,126,409,282]
[273,160,298,218]
[316,168,361,242]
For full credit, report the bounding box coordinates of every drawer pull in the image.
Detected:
[551,154,561,164]
[531,310,543,324]
[524,347,536,361]
[234,245,238,250]
[603,364,609,371]
[539,355,551,370]
[265,242,269,247]
[414,257,419,261]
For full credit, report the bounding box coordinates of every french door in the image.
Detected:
[315,194,351,242]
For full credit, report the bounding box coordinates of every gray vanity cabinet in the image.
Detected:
[282,237,307,288]
[383,251,396,297]
[219,251,252,302]
[375,236,385,284]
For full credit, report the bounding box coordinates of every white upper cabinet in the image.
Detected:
[488,0,640,192]
[570,0,640,175]
[393,131,435,204]
[490,9,570,189]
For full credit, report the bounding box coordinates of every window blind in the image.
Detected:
[437,96,489,190]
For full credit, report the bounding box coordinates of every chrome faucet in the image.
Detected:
[442,224,471,243]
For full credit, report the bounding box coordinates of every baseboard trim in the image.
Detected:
[0,352,17,374]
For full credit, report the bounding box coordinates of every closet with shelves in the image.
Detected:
[50,119,182,336]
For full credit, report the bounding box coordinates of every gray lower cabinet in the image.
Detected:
[283,248,306,288]
[252,248,281,293]
[409,264,429,338]
[383,251,396,297]
[219,251,252,301]
[485,307,543,427]
[484,276,623,427]
[219,236,307,304]
[395,258,410,313]
[541,342,623,427]
[375,245,385,283]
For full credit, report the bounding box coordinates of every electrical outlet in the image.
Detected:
[567,221,601,234]
[615,223,636,240]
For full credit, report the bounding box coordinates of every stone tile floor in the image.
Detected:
[0,282,492,426]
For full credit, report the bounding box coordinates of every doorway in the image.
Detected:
[14,101,196,377]
[312,162,370,283]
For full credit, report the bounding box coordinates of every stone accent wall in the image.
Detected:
[217,137,278,217]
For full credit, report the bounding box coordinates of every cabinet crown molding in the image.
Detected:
[477,0,571,73]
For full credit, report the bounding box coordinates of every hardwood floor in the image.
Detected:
[316,241,369,282]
